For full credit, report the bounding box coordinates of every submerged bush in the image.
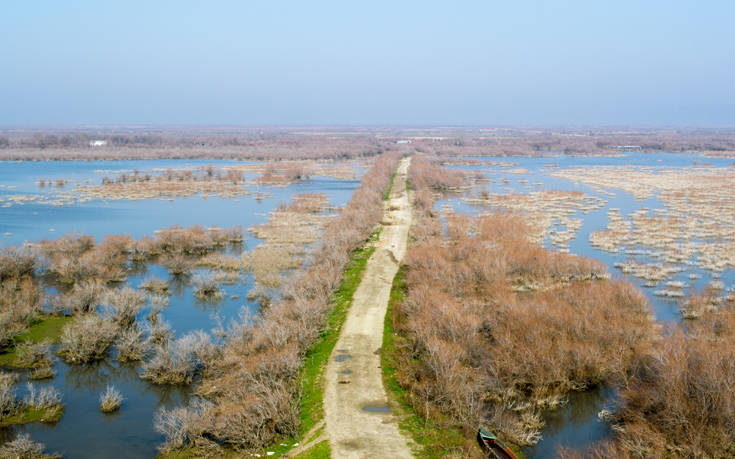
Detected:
[139,275,170,295]
[14,341,53,369]
[0,433,59,459]
[0,371,18,418]
[23,383,62,410]
[192,273,224,301]
[58,315,117,363]
[141,331,219,385]
[102,287,145,328]
[154,398,216,454]
[115,325,149,362]
[99,385,123,413]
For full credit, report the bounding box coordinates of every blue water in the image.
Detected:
[0,159,362,458]
[436,152,735,457]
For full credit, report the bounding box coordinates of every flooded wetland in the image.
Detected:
[0,158,365,458]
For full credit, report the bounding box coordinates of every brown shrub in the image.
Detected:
[393,159,655,448]
[611,306,735,457]
[157,151,402,453]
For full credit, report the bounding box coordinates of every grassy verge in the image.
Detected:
[299,238,377,434]
[384,171,397,200]
[0,405,64,427]
[0,314,73,367]
[248,231,379,459]
[382,266,470,458]
[293,440,330,459]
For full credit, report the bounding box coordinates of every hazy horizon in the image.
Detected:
[2,1,734,126]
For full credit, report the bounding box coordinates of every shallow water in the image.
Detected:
[437,152,735,456]
[0,159,362,457]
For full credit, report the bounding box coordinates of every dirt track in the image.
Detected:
[323,157,413,458]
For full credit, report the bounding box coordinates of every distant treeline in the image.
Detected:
[1,127,735,160]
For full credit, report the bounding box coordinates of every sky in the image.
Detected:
[1,1,734,126]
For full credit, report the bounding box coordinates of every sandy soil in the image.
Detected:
[322,157,414,458]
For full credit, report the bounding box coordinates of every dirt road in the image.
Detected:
[323,157,413,458]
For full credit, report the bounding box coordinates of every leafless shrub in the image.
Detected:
[23,383,62,410]
[611,306,735,457]
[0,278,42,347]
[0,433,60,459]
[0,371,18,417]
[101,287,146,328]
[141,331,219,385]
[14,341,52,369]
[144,320,172,345]
[391,160,655,448]
[192,273,224,301]
[0,247,37,281]
[154,398,217,454]
[58,315,117,363]
[139,275,170,295]
[174,152,401,453]
[115,325,149,362]
[159,253,193,275]
[61,279,107,314]
[28,366,55,380]
[99,385,123,412]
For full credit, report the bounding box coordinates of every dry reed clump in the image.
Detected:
[154,151,402,454]
[139,275,170,295]
[0,433,60,459]
[99,385,124,413]
[607,305,735,458]
[141,330,219,385]
[250,244,302,289]
[192,273,224,301]
[58,315,118,363]
[195,253,242,271]
[390,160,655,448]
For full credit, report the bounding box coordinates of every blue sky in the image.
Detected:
[1,1,734,125]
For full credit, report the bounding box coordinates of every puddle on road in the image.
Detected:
[335,354,352,362]
[362,404,391,413]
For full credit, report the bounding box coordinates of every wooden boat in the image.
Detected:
[477,428,518,459]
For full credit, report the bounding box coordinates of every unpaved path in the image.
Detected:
[323,157,413,458]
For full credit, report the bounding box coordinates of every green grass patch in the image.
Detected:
[384,171,397,200]
[293,440,330,459]
[299,242,376,435]
[0,314,72,367]
[0,405,64,427]
[253,234,378,458]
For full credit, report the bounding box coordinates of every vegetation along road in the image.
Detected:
[322,157,414,458]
